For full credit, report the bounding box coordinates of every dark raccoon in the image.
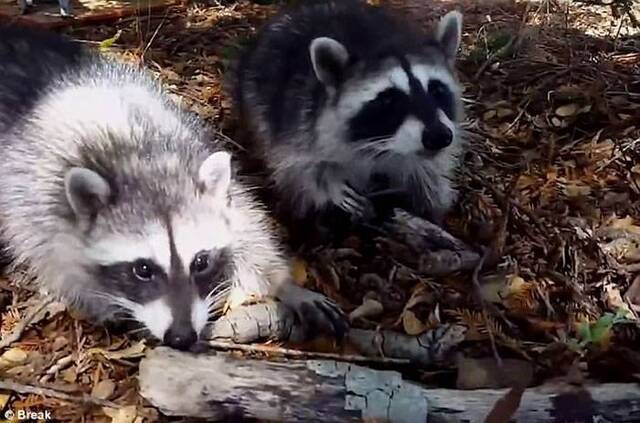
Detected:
[233,1,465,245]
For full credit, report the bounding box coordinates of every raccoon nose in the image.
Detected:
[163,325,198,351]
[422,126,453,151]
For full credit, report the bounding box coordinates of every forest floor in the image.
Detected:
[1,0,639,421]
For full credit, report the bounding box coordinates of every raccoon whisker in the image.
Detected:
[207,296,228,309]
[206,298,230,313]
[353,137,393,152]
[205,280,232,297]
[125,327,150,337]
[85,290,139,316]
[207,288,231,302]
[366,188,406,198]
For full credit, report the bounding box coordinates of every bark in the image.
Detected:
[139,347,640,422]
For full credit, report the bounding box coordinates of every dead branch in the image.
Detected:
[206,303,466,366]
[205,301,305,344]
[207,340,410,366]
[347,325,466,367]
[0,379,119,408]
[386,209,481,275]
[139,347,640,422]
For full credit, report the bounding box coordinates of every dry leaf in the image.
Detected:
[404,283,433,310]
[61,367,77,384]
[609,216,640,235]
[89,341,146,361]
[51,336,69,352]
[555,103,579,117]
[563,183,591,198]
[349,298,384,322]
[483,110,497,120]
[103,405,138,423]
[0,393,10,409]
[402,310,428,335]
[92,379,116,400]
[603,286,633,317]
[484,387,525,423]
[0,348,28,366]
[479,274,509,304]
[496,107,514,118]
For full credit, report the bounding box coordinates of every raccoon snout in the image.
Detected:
[422,126,453,151]
[163,323,198,351]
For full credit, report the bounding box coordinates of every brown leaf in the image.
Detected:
[484,387,525,423]
[349,297,384,322]
[555,103,579,117]
[88,341,146,361]
[103,405,138,423]
[0,348,28,367]
[402,310,428,335]
[91,379,116,400]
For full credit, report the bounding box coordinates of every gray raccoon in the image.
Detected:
[0,25,346,351]
[233,1,465,240]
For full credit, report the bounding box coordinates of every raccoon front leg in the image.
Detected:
[274,280,348,339]
[17,0,32,15]
[58,0,72,17]
[277,159,374,221]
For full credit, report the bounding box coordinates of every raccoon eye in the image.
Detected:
[132,260,154,281]
[428,80,449,99]
[192,253,210,274]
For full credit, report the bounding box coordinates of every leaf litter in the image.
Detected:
[0,0,639,420]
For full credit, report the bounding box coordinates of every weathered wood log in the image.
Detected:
[138,347,640,422]
[206,303,466,367]
[138,347,429,423]
[386,209,481,275]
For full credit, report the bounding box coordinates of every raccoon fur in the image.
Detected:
[233,0,465,243]
[0,25,346,350]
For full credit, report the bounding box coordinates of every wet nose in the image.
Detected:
[163,324,198,351]
[422,126,453,151]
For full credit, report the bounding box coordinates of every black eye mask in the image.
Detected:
[347,77,456,144]
[348,87,410,142]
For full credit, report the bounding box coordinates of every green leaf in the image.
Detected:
[99,30,122,51]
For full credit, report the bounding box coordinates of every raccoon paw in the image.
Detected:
[279,285,349,340]
[338,185,374,221]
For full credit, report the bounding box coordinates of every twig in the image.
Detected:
[206,340,411,366]
[0,297,54,349]
[471,247,503,367]
[0,379,119,408]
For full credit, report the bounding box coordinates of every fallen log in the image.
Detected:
[206,303,466,366]
[138,347,429,423]
[386,209,481,275]
[138,347,640,422]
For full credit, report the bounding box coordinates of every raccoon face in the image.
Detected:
[65,152,235,351]
[311,11,463,157]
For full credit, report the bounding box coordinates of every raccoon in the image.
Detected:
[233,0,464,243]
[17,0,72,17]
[0,25,346,351]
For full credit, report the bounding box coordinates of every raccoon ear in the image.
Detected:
[436,10,463,62]
[65,168,111,224]
[309,37,349,88]
[198,151,232,199]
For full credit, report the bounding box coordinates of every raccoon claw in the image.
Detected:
[298,300,349,340]
[285,289,349,340]
[339,185,373,221]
